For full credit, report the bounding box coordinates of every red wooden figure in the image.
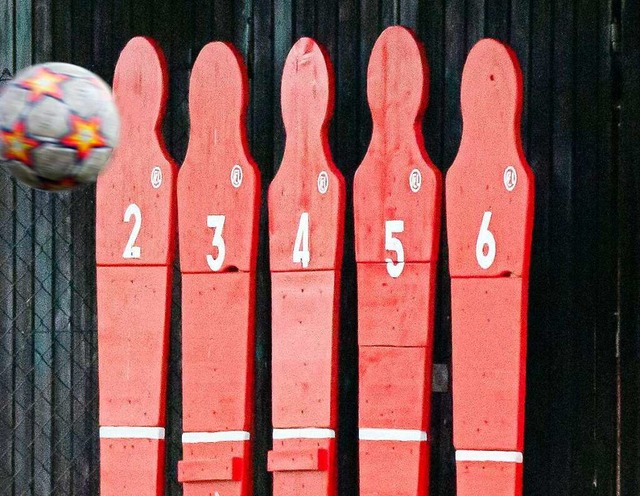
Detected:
[267,38,345,496]
[96,37,177,496]
[446,38,534,496]
[353,26,441,496]
[177,42,260,496]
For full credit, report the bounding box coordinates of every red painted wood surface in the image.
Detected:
[446,39,534,279]
[271,271,339,427]
[97,266,171,426]
[178,455,244,482]
[456,461,522,496]
[359,440,427,496]
[268,38,344,496]
[446,38,534,496]
[359,346,430,430]
[178,42,260,275]
[96,37,176,496]
[354,27,440,265]
[177,42,260,496]
[356,263,434,347]
[96,37,176,267]
[268,38,345,273]
[100,438,164,496]
[451,278,527,449]
[267,448,329,472]
[353,26,441,496]
[270,439,335,496]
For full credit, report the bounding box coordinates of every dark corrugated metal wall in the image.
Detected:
[1,0,100,494]
[0,0,636,494]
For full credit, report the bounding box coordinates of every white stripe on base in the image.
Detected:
[273,428,336,440]
[99,426,165,440]
[359,428,428,442]
[455,450,523,463]
[182,431,251,444]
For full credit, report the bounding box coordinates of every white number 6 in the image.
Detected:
[385,220,405,278]
[293,212,310,268]
[475,211,496,269]
[207,215,226,271]
[122,203,142,259]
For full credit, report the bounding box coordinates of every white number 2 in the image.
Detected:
[293,212,310,268]
[475,211,496,269]
[122,203,142,259]
[385,220,405,278]
[207,215,226,271]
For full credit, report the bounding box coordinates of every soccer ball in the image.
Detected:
[0,62,119,191]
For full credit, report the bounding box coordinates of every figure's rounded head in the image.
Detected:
[189,42,247,128]
[460,38,523,136]
[113,37,167,132]
[367,26,428,123]
[281,38,334,133]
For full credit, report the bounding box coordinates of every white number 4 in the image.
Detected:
[475,211,496,269]
[293,212,310,268]
[385,220,405,278]
[207,215,226,271]
[122,203,142,259]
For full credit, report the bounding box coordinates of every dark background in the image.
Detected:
[1,0,639,494]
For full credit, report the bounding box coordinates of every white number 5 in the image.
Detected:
[475,211,496,269]
[207,215,226,271]
[122,203,142,259]
[385,220,405,278]
[293,212,310,268]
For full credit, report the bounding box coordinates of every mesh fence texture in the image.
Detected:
[0,64,192,495]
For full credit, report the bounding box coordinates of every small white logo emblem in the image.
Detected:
[317,171,329,194]
[231,164,243,188]
[503,166,517,191]
[151,166,163,189]
[409,168,422,193]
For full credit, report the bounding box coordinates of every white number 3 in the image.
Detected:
[385,220,405,278]
[293,212,310,268]
[207,215,226,271]
[475,211,496,269]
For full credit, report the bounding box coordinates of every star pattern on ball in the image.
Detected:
[19,68,68,102]
[0,121,39,166]
[61,115,106,160]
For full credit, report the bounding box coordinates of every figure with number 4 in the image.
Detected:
[267,38,345,496]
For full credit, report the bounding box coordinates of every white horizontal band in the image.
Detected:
[182,431,251,444]
[359,428,428,442]
[99,426,165,440]
[273,428,336,440]
[455,450,523,463]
